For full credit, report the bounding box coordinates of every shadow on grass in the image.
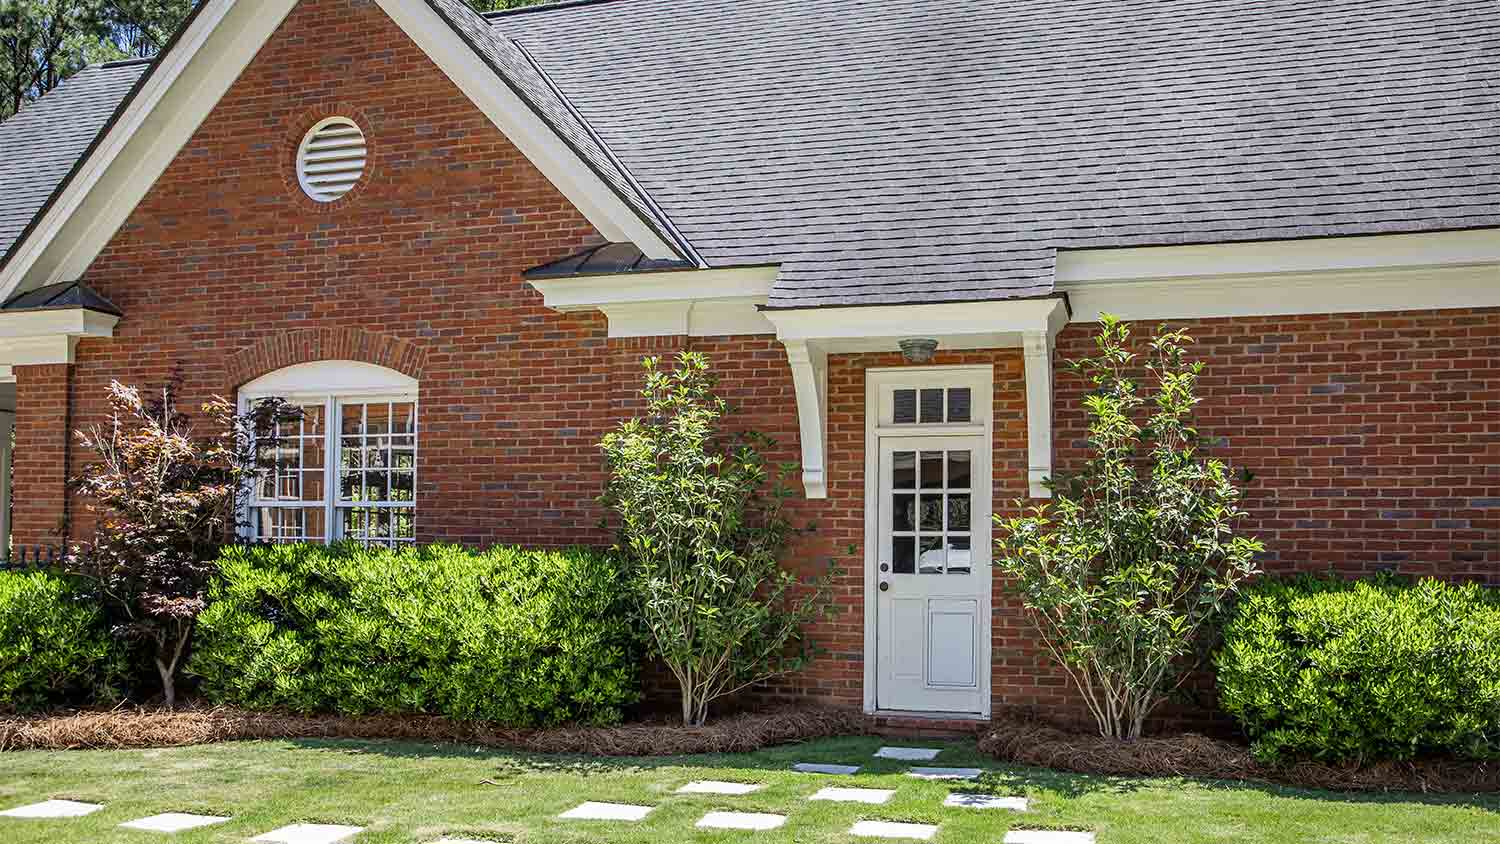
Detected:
[281,736,1500,815]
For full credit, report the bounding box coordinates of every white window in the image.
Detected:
[240,361,417,547]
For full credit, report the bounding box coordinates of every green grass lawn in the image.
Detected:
[0,735,1495,843]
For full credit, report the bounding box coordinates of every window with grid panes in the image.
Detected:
[248,395,417,547]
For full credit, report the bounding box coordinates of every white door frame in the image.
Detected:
[862,365,993,717]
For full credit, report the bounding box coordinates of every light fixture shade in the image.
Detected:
[899,338,939,364]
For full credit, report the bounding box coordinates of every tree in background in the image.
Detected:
[0,0,543,121]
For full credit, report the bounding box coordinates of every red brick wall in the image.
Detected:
[1054,309,1500,582]
[11,364,71,548]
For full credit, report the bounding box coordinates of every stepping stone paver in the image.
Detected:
[558,802,653,821]
[696,811,787,831]
[677,780,764,795]
[907,766,983,780]
[251,823,365,844]
[1004,832,1096,844]
[792,762,861,775]
[945,793,1029,811]
[849,820,939,840]
[809,786,895,805]
[0,800,104,818]
[120,812,231,833]
[874,746,941,761]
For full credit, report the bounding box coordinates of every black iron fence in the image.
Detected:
[0,545,63,570]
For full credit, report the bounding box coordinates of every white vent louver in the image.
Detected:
[297,117,367,202]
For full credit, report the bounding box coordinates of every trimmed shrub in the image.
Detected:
[0,570,124,712]
[189,543,642,726]
[1217,575,1500,764]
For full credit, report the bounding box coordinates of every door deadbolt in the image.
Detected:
[879,562,890,573]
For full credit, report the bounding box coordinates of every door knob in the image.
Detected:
[879,581,890,592]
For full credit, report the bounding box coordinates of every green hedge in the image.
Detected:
[1217,575,1500,764]
[189,543,642,726]
[0,569,123,712]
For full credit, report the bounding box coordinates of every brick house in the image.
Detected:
[0,0,1494,724]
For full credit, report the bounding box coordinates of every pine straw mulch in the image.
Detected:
[980,717,1500,794]
[0,704,866,756]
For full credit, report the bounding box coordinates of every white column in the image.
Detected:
[0,410,12,558]
[1022,331,1054,498]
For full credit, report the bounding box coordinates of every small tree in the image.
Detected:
[70,380,297,707]
[600,352,829,726]
[995,315,1262,740]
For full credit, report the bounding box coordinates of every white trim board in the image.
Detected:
[530,265,778,337]
[1057,229,1500,322]
[0,308,120,368]
[0,0,680,305]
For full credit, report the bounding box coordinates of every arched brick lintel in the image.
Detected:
[225,328,428,389]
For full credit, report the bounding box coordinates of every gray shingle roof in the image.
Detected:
[0,59,149,270]
[492,0,1500,308]
[427,0,696,263]
[525,242,694,278]
[2,279,122,316]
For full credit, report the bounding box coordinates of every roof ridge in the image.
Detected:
[482,0,622,21]
[99,56,155,69]
[509,38,705,268]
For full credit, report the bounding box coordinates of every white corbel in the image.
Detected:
[782,339,828,499]
[1023,330,1054,498]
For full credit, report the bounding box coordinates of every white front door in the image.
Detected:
[874,434,991,714]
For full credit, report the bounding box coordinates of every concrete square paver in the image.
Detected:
[120,812,232,832]
[793,763,861,775]
[696,811,787,831]
[558,802,653,821]
[0,800,104,819]
[849,820,939,840]
[907,767,982,780]
[809,787,896,805]
[677,780,764,795]
[944,793,1029,811]
[1004,832,1096,844]
[251,823,365,844]
[874,747,942,761]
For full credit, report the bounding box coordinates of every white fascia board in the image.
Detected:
[0,308,119,340]
[530,266,777,310]
[376,0,677,258]
[1057,229,1500,322]
[0,0,300,302]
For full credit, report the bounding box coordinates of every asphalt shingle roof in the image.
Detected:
[0,59,149,270]
[492,0,1500,308]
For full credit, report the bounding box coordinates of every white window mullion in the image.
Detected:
[325,396,338,544]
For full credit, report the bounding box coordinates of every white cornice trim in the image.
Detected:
[531,266,779,337]
[765,297,1069,501]
[0,0,299,302]
[1057,229,1500,322]
[0,307,119,368]
[376,0,677,258]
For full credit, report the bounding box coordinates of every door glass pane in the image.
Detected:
[893,389,917,424]
[919,389,944,423]
[946,536,972,574]
[893,452,916,489]
[920,452,944,489]
[946,450,971,489]
[892,536,915,574]
[919,494,943,531]
[947,388,972,423]
[893,494,915,532]
[948,494,971,531]
[918,536,944,574]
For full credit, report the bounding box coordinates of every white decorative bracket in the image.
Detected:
[782,339,828,499]
[1023,330,1054,498]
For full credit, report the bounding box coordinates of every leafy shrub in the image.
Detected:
[0,570,124,712]
[189,543,641,726]
[1217,575,1500,764]
[995,316,1261,740]
[600,351,831,726]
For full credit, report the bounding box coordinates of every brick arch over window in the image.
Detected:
[225,328,427,389]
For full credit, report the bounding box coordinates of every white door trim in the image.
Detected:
[862,365,993,717]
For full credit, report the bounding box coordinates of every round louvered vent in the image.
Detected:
[296,117,367,202]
